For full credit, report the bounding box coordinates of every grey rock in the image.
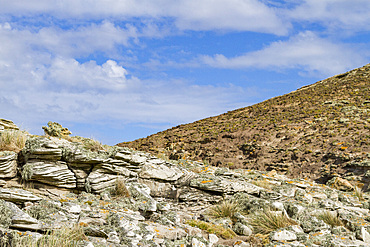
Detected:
[0,188,42,203]
[270,229,297,241]
[0,151,17,178]
[0,119,19,130]
[139,162,184,181]
[5,201,41,230]
[23,160,76,188]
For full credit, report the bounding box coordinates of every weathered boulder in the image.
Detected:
[0,119,19,130]
[85,170,119,193]
[0,188,42,203]
[42,121,71,137]
[22,160,76,188]
[5,201,41,231]
[0,151,17,178]
[139,162,184,181]
[127,182,157,212]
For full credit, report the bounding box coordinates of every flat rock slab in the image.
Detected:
[190,176,262,195]
[0,188,42,203]
[139,163,184,181]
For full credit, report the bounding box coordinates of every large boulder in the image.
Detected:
[22,160,76,188]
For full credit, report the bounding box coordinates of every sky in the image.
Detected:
[0,0,369,145]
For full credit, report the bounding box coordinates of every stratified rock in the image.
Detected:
[0,151,17,178]
[190,176,262,195]
[85,170,120,194]
[22,160,76,188]
[0,119,19,130]
[114,149,148,166]
[139,162,184,181]
[5,201,41,231]
[22,137,63,161]
[0,188,42,203]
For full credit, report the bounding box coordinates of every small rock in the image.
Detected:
[208,234,219,246]
[192,237,206,247]
[270,229,297,241]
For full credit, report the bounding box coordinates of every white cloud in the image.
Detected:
[0,20,251,136]
[201,31,368,76]
[288,0,370,32]
[0,0,288,35]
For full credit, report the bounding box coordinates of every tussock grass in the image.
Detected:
[251,180,273,190]
[207,200,240,221]
[248,209,298,234]
[113,177,131,198]
[0,130,28,152]
[316,211,343,227]
[354,186,364,201]
[186,219,237,239]
[11,224,87,247]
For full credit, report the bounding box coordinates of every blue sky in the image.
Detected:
[0,0,369,145]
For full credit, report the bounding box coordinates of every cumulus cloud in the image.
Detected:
[0,19,251,137]
[201,31,368,76]
[0,0,288,35]
[288,0,370,32]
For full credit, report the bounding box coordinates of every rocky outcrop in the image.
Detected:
[0,119,19,131]
[1,134,370,246]
[0,151,18,178]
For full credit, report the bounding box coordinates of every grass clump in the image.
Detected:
[207,200,240,221]
[354,186,364,201]
[316,211,344,227]
[113,177,131,198]
[13,224,87,247]
[186,219,236,239]
[0,130,28,152]
[248,209,298,234]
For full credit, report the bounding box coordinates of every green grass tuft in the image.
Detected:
[248,209,298,234]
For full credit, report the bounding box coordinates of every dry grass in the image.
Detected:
[113,177,131,198]
[10,224,87,247]
[207,200,241,221]
[248,209,298,234]
[251,180,273,190]
[354,186,364,201]
[186,219,237,239]
[316,211,344,227]
[0,130,28,152]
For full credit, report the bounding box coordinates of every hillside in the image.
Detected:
[118,64,370,183]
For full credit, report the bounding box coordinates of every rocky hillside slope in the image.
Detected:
[119,64,370,184]
[2,121,370,246]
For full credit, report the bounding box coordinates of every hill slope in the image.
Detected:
[118,64,370,182]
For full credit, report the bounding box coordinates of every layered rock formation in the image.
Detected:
[0,134,370,246]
